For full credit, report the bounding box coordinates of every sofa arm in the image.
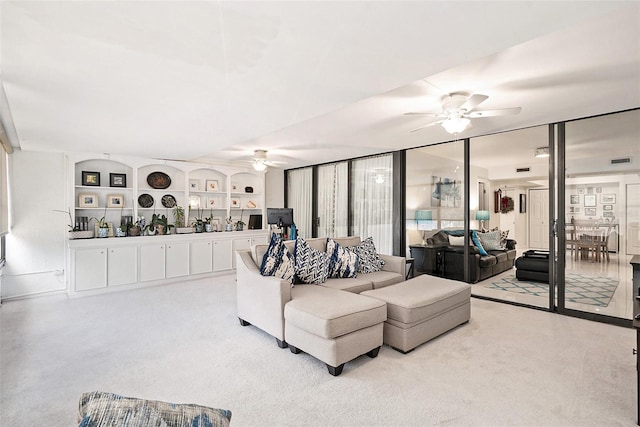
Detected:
[379,254,406,278]
[236,250,292,342]
[505,239,517,250]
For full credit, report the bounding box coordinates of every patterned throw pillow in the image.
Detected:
[260,233,295,284]
[350,237,385,274]
[326,238,359,278]
[294,237,329,284]
[479,230,504,250]
[491,227,509,246]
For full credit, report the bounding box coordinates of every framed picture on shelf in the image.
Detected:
[231,198,240,208]
[107,194,124,208]
[584,208,597,217]
[577,188,585,194]
[596,187,602,193]
[603,211,614,218]
[231,183,240,192]
[82,171,100,186]
[601,194,616,204]
[570,195,579,204]
[188,195,201,209]
[603,204,613,211]
[109,173,126,188]
[205,180,219,192]
[207,197,217,208]
[79,193,98,208]
[584,194,597,207]
[573,207,581,213]
[189,179,200,191]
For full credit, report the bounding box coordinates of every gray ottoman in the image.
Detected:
[361,275,470,354]
[284,285,387,376]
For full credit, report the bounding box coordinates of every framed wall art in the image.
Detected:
[584,208,596,217]
[188,195,201,209]
[603,211,614,218]
[206,180,219,192]
[189,179,200,191]
[109,173,126,188]
[207,197,217,208]
[519,194,526,213]
[584,194,597,207]
[82,171,100,186]
[570,195,579,204]
[601,194,616,204]
[603,204,613,211]
[79,193,98,208]
[231,198,240,208]
[107,194,124,208]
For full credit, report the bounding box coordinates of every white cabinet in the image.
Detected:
[75,248,107,291]
[166,243,189,278]
[213,239,233,271]
[231,236,267,268]
[140,244,165,282]
[190,241,213,275]
[108,246,137,286]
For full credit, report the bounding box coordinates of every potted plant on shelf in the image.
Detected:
[192,208,204,233]
[145,213,174,235]
[204,209,215,232]
[225,216,233,232]
[128,217,143,236]
[91,215,110,238]
[54,208,94,239]
[235,209,245,231]
[174,206,193,234]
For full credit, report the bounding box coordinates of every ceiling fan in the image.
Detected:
[404,92,522,134]
[247,149,287,171]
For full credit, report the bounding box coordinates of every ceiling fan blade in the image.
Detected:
[460,94,489,112]
[409,120,444,133]
[467,107,522,118]
[403,112,442,117]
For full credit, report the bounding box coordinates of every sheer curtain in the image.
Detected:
[317,162,348,238]
[286,167,313,238]
[351,154,393,254]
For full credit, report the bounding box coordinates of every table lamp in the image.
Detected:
[475,210,490,230]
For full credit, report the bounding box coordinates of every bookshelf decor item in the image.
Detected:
[109,173,126,188]
[82,171,100,186]
[79,193,99,208]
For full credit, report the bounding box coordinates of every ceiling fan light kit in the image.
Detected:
[252,160,268,171]
[405,91,521,135]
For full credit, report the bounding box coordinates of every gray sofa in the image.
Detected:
[235,236,406,375]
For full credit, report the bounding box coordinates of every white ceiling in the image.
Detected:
[1,1,639,170]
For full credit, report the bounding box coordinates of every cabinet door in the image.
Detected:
[190,241,213,275]
[140,244,166,282]
[108,246,137,286]
[166,242,189,278]
[75,248,107,291]
[213,239,233,271]
[251,235,269,245]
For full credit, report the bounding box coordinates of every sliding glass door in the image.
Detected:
[317,162,348,238]
[559,110,640,321]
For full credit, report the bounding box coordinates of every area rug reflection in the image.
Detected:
[486,273,618,307]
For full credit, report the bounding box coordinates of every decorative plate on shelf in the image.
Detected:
[161,194,177,208]
[147,171,171,189]
[138,193,154,208]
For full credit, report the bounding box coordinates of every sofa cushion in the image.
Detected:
[260,233,295,283]
[479,230,503,250]
[77,391,231,427]
[492,251,509,263]
[364,270,404,289]
[326,238,359,278]
[286,285,386,339]
[323,277,373,293]
[350,237,385,273]
[295,237,329,284]
[478,255,498,268]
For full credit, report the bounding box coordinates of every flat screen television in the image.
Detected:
[267,208,294,227]
[248,214,262,230]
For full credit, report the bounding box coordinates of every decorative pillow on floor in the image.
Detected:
[260,233,295,284]
[350,236,385,274]
[294,237,329,284]
[479,230,504,250]
[326,238,359,278]
[77,391,232,427]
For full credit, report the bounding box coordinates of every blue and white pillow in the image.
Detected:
[326,238,359,278]
[350,237,385,274]
[294,237,329,284]
[479,230,504,251]
[260,233,295,284]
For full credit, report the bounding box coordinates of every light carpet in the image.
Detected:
[486,273,619,307]
[0,275,635,426]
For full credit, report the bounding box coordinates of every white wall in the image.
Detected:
[3,151,67,299]
[265,168,284,208]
